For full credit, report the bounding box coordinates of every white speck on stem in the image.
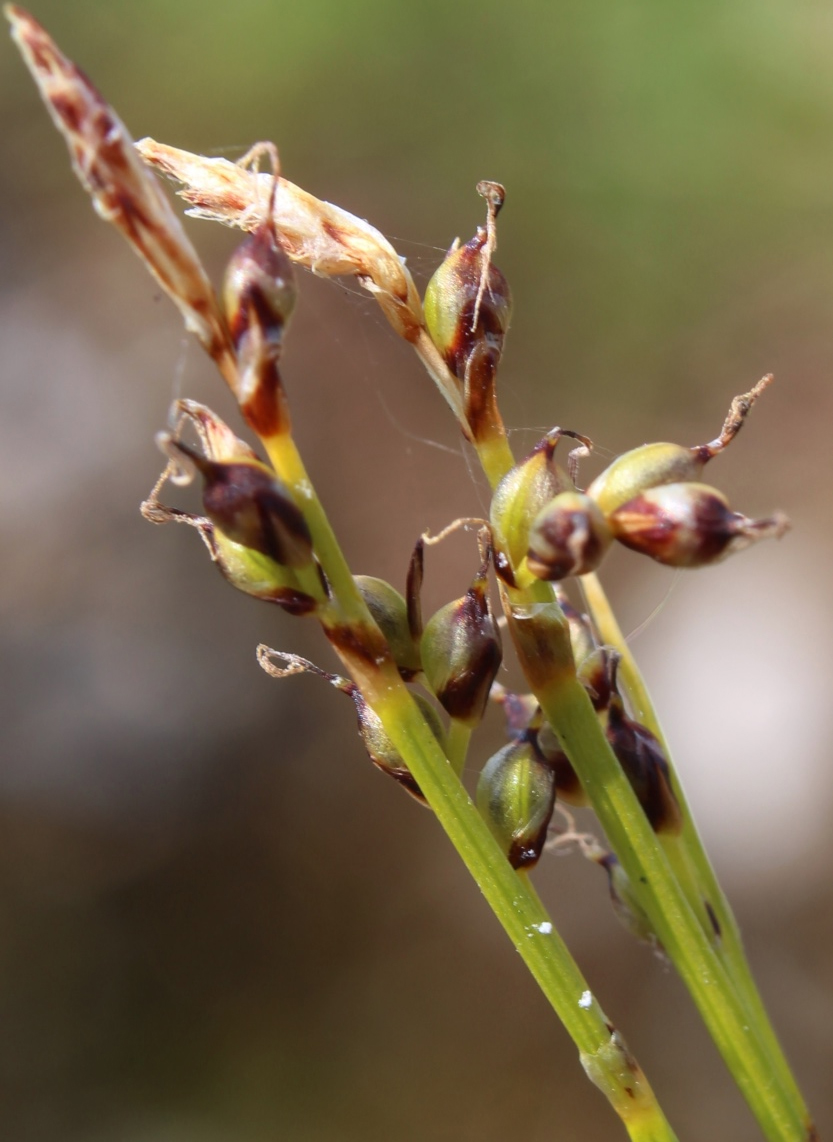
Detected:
[578,990,593,1010]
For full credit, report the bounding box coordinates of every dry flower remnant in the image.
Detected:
[9,7,815,1141]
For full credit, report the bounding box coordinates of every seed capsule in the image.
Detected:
[527,491,612,580]
[423,183,513,442]
[166,438,314,568]
[353,690,445,803]
[556,595,598,672]
[223,220,297,436]
[606,696,682,834]
[609,482,789,568]
[594,851,661,948]
[354,575,421,679]
[490,430,573,583]
[476,739,557,869]
[423,189,512,384]
[587,442,702,516]
[224,226,296,351]
[210,530,321,616]
[575,647,615,712]
[586,377,775,515]
[535,721,588,807]
[420,560,502,727]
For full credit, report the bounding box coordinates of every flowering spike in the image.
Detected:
[142,458,321,617]
[405,536,426,643]
[6,6,238,389]
[609,483,790,568]
[135,137,425,343]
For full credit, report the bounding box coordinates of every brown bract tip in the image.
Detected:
[7,6,237,390]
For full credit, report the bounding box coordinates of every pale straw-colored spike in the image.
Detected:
[136,138,426,343]
[6,4,239,393]
[138,137,469,429]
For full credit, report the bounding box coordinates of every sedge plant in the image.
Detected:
[7,7,815,1140]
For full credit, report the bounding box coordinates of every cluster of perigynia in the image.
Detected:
[150,182,785,908]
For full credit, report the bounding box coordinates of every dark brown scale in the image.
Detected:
[255,585,318,616]
[492,548,517,587]
[226,230,293,348]
[224,226,296,436]
[239,357,284,438]
[200,461,312,566]
[405,537,425,642]
[622,491,731,564]
[51,91,82,133]
[549,749,584,803]
[606,698,682,834]
[447,290,505,374]
[578,648,615,712]
[388,769,426,803]
[508,831,549,871]
[434,589,503,722]
[704,899,722,940]
[326,620,393,671]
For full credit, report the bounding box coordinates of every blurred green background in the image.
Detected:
[1,2,832,1139]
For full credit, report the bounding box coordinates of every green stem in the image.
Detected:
[463,417,810,1137]
[580,572,810,1125]
[445,717,472,778]
[367,680,678,1142]
[505,593,809,1142]
[261,425,679,1140]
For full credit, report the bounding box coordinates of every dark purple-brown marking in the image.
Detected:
[704,899,722,940]
[326,621,392,672]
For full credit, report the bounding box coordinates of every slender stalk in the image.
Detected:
[459,420,811,1138]
[506,595,807,1141]
[580,571,811,1124]
[257,420,678,1140]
